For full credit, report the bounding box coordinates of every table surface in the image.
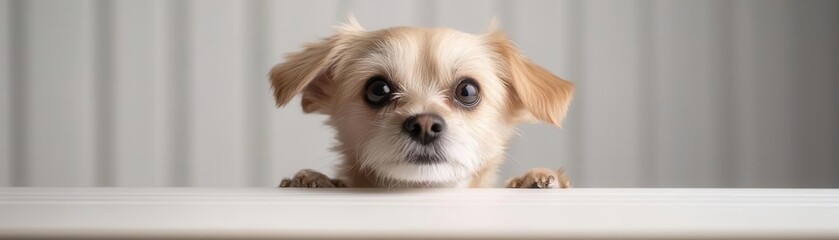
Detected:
[1,188,838,239]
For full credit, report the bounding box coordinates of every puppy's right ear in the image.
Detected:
[269,15,364,114]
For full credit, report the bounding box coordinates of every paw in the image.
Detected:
[505,168,571,189]
[279,169,347,188]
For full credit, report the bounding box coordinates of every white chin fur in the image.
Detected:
[374,162,471,183]
[359,130,483,184]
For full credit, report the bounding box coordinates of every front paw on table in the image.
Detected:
[279,169,347,188]
[505,168,571,189]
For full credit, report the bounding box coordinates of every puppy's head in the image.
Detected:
[270,17,573,184]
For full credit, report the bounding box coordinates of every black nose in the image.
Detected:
[403,113,446,145]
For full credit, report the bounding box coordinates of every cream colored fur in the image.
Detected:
[272,16,573,188]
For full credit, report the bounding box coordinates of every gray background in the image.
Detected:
[1,0,837,187]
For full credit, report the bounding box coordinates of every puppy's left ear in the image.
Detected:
[487,31,575,127]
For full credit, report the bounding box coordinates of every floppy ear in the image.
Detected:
[269,38,336,114]
[269,16,364,114]
[487,31,575,127]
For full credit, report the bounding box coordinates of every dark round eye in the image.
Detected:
[455,79,480,107]
[365,76,393,106]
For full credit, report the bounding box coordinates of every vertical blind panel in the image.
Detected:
[735,1,799,187]
[23,0,98,186]
[266,0,342,182]
[0,0,10,186]
[433,0,495,32]
[149,0,177,187]
[731,0,755,187]
[504,0,579,185]
[793,0,838,187]
[348,0,425,29]
[243,0,274,187]
[651,1,730,187]
[795,1,839,187]
[188,0,249,187]
[579,0,647,187]
[786,0,839,188]
[833,1,839,188]
[111,0,169,186]
[549,0,584,186]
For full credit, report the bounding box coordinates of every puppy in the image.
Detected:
[272,17,573,188]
